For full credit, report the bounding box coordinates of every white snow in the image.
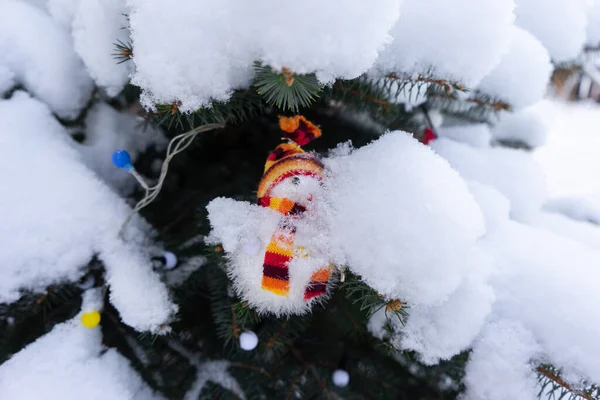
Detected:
[374,0,515,86]
[0,0,94,119]
[46,0,132,95]
[585,0,600,46]
[0,65,15,95]
[514,0,588,62]
[543,195,600,225]
[77,102,166,195]
[431,138,547,222]
[462,321,541,400]
[477,26,552,109]
[492,102,550,148]
[127,0,402,111]
[436,124,492,148]
[72,0,133,96]
[324,132,486,306]
[479,221,600,387]
[534,101,600,197]
[396,256,494,364]
[0,289,163,400]
[0,92,175,332]
[466,181,511,234]
[531,210,600,249]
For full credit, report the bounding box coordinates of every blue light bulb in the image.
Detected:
[111,150,133,170]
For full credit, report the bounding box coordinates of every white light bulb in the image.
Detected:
[332,369,350,387]
[239,331,259,351]
[162,251,178,269]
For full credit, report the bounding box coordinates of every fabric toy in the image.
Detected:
[207,116,333,315]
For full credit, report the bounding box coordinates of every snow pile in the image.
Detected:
[0,1,94,119]
[374,0,515,86]
[477,26,552,109]
[0,290,163,400]
[492,102,549,148]
[0,65,15,95]
[431,138,547,221]
[46,0,132,96]
[77,102,166,195]
[0,92,175,332]
[324,132,486,305]
[463,321,541,400]
[531,210,600,249]
[358,132,600,395]
[534,101,600,197]
[543,195,600,225]
[71,0,133,96]
[514,0,588,61]
[468,220,600,396]
[585,0,600,46]
[127,0,402,111]
[436,124,492,148]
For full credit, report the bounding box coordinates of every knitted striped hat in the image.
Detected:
[257,116,323,199]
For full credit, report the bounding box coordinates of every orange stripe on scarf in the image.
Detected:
[259,197,330,300]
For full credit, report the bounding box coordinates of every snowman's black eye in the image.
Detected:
[291,176,300,185]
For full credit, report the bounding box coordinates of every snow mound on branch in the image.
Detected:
[0,0,93,119]
[477,26,552,109]
[543,195,600,225]
[324,132,486,305]
[462,320,541,400]
[46,0,132,96]
[77,102,166,195]
[72,0,133,96]
[514,0,588,62]
[397,252,494,364]
[0,93,175,332]
[466,181,511,234]
[478,221,600,387]
[586,0,600,46]
[531,210,600,249]
[0,290,163,400]
[437,124,492,148]
[431,138,547,222]
[492,103,549,148]
[0,66,15,95]
[127,0,402,111]
[374,0,515,86]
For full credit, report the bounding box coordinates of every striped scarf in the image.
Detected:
[258,196,330,301]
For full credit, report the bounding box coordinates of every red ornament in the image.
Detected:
[422,127,436,145]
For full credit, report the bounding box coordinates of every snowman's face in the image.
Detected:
[269,174,321,204]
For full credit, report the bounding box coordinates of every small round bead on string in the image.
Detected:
[332,352,350,388]
[111,123,224,238]
[332,369,350,388]
[81,310,101,329]
[239,330,259,351]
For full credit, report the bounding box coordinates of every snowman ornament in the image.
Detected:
[207,116,333,315]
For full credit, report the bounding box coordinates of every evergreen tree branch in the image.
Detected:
[228,362,272,379]
[253,63,322,112]
[290,348,335,400]
[537,365,599,400]
[266,320,289,350]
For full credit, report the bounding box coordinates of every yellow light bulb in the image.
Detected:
[81,311,101,328]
